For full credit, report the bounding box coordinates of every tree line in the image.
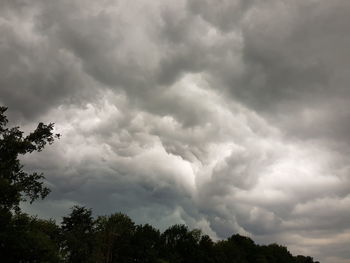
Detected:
[0,106,319,263]
[1,206,320,263]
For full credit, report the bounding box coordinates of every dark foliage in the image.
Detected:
[0,106,60,262]
[0,106,59,212]
[131,224,161,263]
[94,212,135,263]
[61,206,95,263]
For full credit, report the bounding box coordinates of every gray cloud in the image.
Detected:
[2,0,350,262]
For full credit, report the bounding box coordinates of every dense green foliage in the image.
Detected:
[0,107,320,262]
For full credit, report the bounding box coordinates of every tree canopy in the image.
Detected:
[0,106,60,262]
[0,106,59,212]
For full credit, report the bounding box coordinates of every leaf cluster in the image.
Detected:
[0,106,59,212]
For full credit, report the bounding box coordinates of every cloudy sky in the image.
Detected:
[1,0,350,262]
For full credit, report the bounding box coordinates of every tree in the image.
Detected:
[61,206,95,263]
[94,212,135,263]
[161,224,202,263]
[259,243,295,263]
[295,255,319,263]
[1,214,61,263]
[0,106,59,213]
[131,224,161,263]
[198,235,215,263]
[0,106,60,261]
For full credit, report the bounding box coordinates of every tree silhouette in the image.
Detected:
[61,206,95,263]
[94,212,135,263]
[0,106,60,262]
[0,106,59,213]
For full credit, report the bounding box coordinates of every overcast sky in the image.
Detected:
[1,0,350,262]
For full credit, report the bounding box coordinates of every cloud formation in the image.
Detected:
[2,0,350,262]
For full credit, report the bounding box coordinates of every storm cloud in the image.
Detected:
[1,0,350,262]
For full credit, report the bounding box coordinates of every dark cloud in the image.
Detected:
[233,0,350,144]
[0,0,98,121]
[188,0,254,32]
[2,1,350,262]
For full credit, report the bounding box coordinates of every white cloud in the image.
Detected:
[3,0,350,262]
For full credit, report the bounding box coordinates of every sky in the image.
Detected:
[1,0,350,262]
